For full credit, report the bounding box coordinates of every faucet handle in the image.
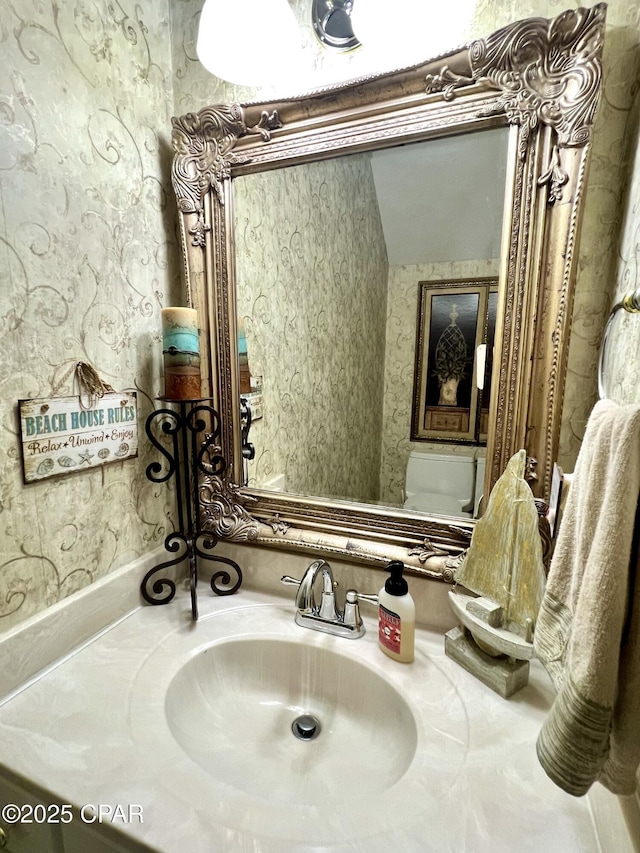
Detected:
[354,592,379,606]
[342,589,379,631]
[281,575,302,587]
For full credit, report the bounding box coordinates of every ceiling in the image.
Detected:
[369,127,510,266]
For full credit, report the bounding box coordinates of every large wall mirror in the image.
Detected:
[171,5,605,579]
[234,129,509,511]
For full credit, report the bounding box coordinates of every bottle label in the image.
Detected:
[379,604,401,653]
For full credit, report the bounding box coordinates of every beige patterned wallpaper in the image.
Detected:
[235,155,388,503]
[0,1,181,632]
[605,96,640,405]
[2,0,640,631]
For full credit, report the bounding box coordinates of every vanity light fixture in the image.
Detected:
[196,0,475,88]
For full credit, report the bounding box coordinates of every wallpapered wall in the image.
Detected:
[2,0,640,631]
[235,155,388,504]
[606,89,640,405]
[0,1,181,631]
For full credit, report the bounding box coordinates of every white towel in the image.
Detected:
[534,399,640,796]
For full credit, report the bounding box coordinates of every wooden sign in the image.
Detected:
[18,393,138,483]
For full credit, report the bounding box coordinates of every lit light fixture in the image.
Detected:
[196,0,307,88]
[350,0,475,68]
[196,0,476,90]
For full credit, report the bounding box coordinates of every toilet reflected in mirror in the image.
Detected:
[403,450,486,519]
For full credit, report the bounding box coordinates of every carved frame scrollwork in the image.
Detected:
[171,5,605,581]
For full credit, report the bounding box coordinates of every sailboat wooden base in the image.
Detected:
[448,590,536,660]
[445,625,530,698]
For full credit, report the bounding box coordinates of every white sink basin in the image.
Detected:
[126,601,472,845]
[165,637,417,804]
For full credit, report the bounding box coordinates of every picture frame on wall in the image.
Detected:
[411,277,498,443]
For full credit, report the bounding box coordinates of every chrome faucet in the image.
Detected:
[281,559,378,639]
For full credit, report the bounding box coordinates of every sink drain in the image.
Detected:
[291,713,321,741]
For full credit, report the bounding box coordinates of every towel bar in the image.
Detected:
[597,286,640,400]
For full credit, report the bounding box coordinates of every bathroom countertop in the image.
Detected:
[0,585,603,853]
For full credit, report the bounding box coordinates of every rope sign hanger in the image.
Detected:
[51,361,115,410]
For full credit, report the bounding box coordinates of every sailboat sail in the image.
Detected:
[455,450,546,630]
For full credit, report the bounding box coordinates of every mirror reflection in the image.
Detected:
[234,127,510,519]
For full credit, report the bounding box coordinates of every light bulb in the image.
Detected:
[350,0,475,68]
[197,0,308,88]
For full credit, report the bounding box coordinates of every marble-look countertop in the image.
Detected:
[0,586,601,852]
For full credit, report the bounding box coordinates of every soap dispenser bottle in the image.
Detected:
[378,560,415,663]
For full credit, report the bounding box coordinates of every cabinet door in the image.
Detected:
[62,821,136,853]
[0,774,62,853]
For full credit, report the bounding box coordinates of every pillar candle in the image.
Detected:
[161,307,200,355]
[161,307,201,399]
[163,362,201,400]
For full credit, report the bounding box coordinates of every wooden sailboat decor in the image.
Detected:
[445,450,547,696]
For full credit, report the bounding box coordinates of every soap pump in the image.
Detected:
[378,560,415,663]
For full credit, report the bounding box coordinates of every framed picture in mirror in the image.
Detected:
[412,278,498,443]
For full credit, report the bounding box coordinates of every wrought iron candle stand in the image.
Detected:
[141,398,242,620]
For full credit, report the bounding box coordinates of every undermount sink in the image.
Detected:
[165,637,417,805]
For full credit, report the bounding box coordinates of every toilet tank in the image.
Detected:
[405,450,475,503]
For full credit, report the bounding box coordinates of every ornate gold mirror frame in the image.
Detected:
[170,5,605,580]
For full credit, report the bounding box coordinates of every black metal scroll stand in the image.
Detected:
[140,398,243,620]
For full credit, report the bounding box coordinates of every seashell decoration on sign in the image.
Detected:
[57,456,77,468]
[36,458,55,477]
